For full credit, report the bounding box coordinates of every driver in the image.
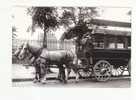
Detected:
[81,32,94,66]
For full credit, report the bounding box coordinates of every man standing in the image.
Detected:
[81,32,94,66]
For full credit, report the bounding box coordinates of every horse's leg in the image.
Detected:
[57,67,61,81]
[59,64,66,83]
[66,68,71,82]
[40,66,47,84]
[65,65,71,82]
[33,68,38,83]
[33,64,41,83]
[75,70,79,83]
[72,64,79,83]
[33,58,42,83]
[39,59,47,84]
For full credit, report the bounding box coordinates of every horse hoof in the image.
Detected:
[63,80,67,84]
[40,80,46,84]
[41,82,46,84]
[33,79,39,83]
[58,79,63,82]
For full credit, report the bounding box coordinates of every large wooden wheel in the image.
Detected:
[93,60,112,82]
[111,65,125,76]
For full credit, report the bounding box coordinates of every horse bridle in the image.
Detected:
[20,43,32,60]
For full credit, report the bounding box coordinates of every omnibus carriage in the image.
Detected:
[77,28,131,82]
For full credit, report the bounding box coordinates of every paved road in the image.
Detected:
[12,78,130,88]
[12,64,130,88]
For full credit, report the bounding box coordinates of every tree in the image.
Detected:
[59,7,98,64]
[27,7,59,47]
[27,7,98,47]
[60,7,98,40]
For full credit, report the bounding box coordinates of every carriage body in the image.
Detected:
[93,48,130,67]
[77,29,131,81]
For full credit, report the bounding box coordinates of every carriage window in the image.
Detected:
[93,35,104,49]
[117,43,124,48]
[107,36,129,49]
[107,36,116,49]
[108,43,116,48]
[93,34,131,49]
[116,37,125,49]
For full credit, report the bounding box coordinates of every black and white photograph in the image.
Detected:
[12,6,131,88]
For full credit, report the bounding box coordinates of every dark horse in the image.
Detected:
[16,41,79,84]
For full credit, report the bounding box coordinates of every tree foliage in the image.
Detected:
[60,7,98,40]
[59,7,98,28]
[27,7,59,47]
[27,7,98,47]
[27,7,59,30]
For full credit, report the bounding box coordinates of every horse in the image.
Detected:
[17,41,80,84]
[14,41,45,82]
[35,48,80,84]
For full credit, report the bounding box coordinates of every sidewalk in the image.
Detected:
[12,64,35,79]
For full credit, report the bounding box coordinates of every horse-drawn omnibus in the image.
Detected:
[76,19,131,82]
[15,19,131,83]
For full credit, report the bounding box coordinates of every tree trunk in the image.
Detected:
[42,25,53,73]
[43,25,47,48]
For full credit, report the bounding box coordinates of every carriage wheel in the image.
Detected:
[93,60,112,82]
[111,65,124,76]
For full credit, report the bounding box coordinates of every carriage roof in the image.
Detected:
[91,18,131,28]
[60,19,131,40]
[93,28,131,37]
[91,18,131,37]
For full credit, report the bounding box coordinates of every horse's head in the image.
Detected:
[13,43,24,58]
[18,42,30,60]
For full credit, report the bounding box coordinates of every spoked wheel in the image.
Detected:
[112,65,130,76]
[93,60,112,82]
[111,65,124,76]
